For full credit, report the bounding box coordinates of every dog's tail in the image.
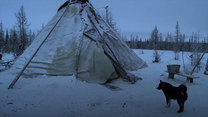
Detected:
[179,84,188,100]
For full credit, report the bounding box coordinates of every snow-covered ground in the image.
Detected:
[0,49,208,117]
[0,53,15,71]
[1,53,15,62]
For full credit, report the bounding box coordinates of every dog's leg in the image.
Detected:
[165,97,169,104]
[181,101,185,112]
[167,99,171,107]
[177,99,183,113]
[181,94,187,112]
[165,97,171,107]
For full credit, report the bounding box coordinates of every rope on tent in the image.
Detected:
[8,5,70,89]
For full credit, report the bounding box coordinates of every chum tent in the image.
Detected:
[0,0,146,89]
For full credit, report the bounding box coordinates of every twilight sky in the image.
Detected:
[0,0,207,38]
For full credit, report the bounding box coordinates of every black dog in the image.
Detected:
[157,80,188,113]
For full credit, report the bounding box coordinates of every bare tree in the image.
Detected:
[15,6,30,54]
[152,50,161,63]
[105,6,117,32]
[173,21,180,60]
[190,32,203,72]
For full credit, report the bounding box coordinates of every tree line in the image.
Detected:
[125,22,208,73]
[126,22,208,53]
[0,6,36,56]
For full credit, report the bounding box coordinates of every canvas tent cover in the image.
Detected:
[0,0,146,88]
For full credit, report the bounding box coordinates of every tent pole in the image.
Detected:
[8,6,69,89]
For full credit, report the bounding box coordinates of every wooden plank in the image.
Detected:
[165,71,199,83]
[165,71,200,79]
[168,73,175,79]
[176,72,200,79]
[186,77,194,83]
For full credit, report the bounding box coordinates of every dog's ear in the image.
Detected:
[160,80,163,83]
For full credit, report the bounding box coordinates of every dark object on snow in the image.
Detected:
[7,102,13,105]
[103,84,122,91]
[167,64,180,80]
[0,54,2,60]
[157,80,188,113]
[167,65,180,74]
[204,59,208,75]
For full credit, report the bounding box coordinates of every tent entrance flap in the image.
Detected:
[76,37,117,83]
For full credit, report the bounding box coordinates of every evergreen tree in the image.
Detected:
[165,33,173,50]
[129,35,139,49]
[28,30,35,45]
[159,33,163,49]
[10,28,19,55]
[0,22,5,52]
[150,26,159,50]
[150,26,161,63]
[4,30,10,52]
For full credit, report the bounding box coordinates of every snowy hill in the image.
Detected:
[0,49,207,117]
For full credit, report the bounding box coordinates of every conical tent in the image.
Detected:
[2,0,146,89]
